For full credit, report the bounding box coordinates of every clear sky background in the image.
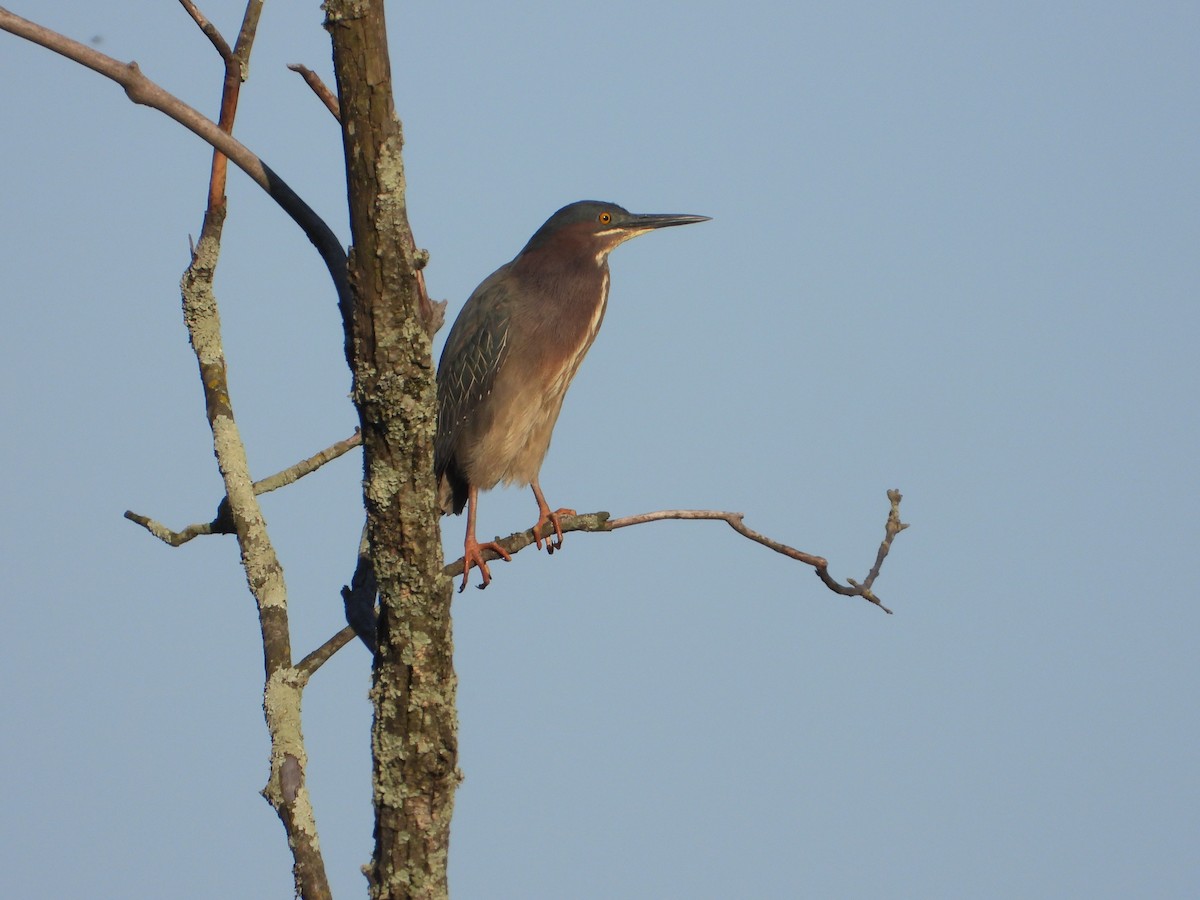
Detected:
[2,2,1197,898]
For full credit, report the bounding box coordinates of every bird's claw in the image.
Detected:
[460,539,511,592]
[533,507,576,554]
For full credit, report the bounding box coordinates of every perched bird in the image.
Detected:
[435,200,709,590]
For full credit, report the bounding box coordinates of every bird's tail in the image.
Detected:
[437,468,468,516]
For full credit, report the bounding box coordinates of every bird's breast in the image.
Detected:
[468,269,609,488]
[545,268,608,399]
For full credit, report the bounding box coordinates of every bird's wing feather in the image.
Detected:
[435,273,513,476]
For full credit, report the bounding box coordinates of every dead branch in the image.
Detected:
[609,490,906,614]
[251,430,362,495]
[180,0,240,211]
[288,63,340,119]
[123,511,218,546]
[285,58,447,339]
[444,492,906,613]
[178,0,235,63]
[175,4,330,897]
[307,491,907,677]
[297,625,358,682]
[124,430,361,546]
[167,4,333,897]
[0,6,353,355]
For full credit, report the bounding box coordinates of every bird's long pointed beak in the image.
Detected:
[627,212,712,230]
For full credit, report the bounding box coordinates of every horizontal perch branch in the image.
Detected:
[315,491,907,675]
[447,489,906,613]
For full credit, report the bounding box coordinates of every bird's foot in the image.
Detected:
[461,538,512,592]
[533,507,576,554]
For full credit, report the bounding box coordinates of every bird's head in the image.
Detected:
[519,201,710,264]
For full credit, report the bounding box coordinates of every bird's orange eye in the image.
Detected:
[598,211,612,225]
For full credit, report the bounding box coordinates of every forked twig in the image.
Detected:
[124,430,362,546]
[607,490,907,613]
[311,490,908,675]
[440,490,906,613]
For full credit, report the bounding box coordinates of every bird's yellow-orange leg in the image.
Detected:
[530,478,575,554]
[461,486,511,591]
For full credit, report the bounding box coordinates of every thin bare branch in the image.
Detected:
[443,493,906,613]
[124,430,361,546]
[282,56,446,340]
[609,508,827,564]
[297,626,358,682]
[231,1,264,64]
[610,497,904,613]
[298,528,374,680]
[122,510,216,545]
[0,9,261,189]
[255,430,362,495]
[311,492,906,674]
[178,0,234,62]
[846,488,907,597]
[183,0,242,216]
[288,63,340,119]
[0,7,353,353]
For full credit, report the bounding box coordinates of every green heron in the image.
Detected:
[435,200,709,590]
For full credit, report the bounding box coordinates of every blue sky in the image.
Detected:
[2,2,1197,898]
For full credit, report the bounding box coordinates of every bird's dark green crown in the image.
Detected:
[520,201,710,256]
[521,201,630,253]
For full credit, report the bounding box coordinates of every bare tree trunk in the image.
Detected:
[323,2,458,897]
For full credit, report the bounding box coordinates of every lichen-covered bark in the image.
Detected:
[184,211,331,900]
[323,2,458,898]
